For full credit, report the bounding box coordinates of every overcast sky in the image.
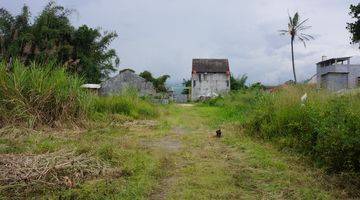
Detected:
[2,0,359,84]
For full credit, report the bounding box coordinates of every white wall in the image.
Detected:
[191,73,230,100]
[317,63,360,91]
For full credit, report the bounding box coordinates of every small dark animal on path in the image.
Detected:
[216,129,222,138]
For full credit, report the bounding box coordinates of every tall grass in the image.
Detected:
[91,89,159,119]
[0,61,159,127]
[0,60,89,127]
[209,85,360,173]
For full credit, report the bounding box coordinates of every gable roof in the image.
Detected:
[192,59,229,73]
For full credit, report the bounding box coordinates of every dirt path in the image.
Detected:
[141,104,336,199]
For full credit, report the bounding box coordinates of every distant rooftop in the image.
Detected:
[317,56,351,66]
[192,59,229,73]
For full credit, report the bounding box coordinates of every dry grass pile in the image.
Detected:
[0,150,112,196]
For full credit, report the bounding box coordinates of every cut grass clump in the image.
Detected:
[0,60,89,127]
[0,150,108,198]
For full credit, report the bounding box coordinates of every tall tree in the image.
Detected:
[230,74,248,91]
[279,12,313,83]
[139,70,170,93]
[0,1,119,83]
[181,79,191,94]
[0,5,31,61]
[347,3,360,48]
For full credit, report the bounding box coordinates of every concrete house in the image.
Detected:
[100,69,156,96]
[191,59,230,100]
[317,56,360,91]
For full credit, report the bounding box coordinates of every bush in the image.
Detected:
[211,85,360,173]
[91,89,158,119]
[0,60,89,127]
[0,61,159,128]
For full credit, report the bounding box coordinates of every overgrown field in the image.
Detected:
[206,85,360,174]
[0,61,158,128]
[2,62,360,199]
[0,61,161,199]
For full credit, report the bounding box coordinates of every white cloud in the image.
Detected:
[2,0,359,84]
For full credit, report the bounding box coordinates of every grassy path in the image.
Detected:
[142,104,334,199]
[1,104,340,199]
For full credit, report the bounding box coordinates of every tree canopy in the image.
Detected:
[347,3,360,48]
[0,1,119,83]
[181,79,191,94]
[139,70,170,93]
[230,74,248,91]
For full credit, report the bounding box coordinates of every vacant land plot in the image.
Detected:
[0,104,353,199]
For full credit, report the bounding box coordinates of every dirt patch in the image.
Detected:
[171,126,188,135]
[177,104,194,107]
[141,137,182,152]
[122,120,158,129]
[150,175,178,200]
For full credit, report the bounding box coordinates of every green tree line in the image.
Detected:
[139,70,170,93]
[348,3,360,48]
[0,1,119,83]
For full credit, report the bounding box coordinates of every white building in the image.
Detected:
[317,57,360,91]
[191,59,230,100]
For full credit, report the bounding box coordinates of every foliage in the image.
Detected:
[0,125,163,199]
[0,60,88,127]
[279,12,313,83]
[0,1,119,83]
[139,70,170,93]
[347,3,360,48]
[0,61,159,127]
[230,74,248,91]
[91,89,159,119]
[208,85,360,173]
[249,82,266,90]
[181,78,191,94]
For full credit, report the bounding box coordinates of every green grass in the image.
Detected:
[0,60,89,127]
[90,89,159,119]
[144,105,339,199]
[0,123,166,199]
[1,104,356,199]
[206,85,360,173]
[221,130,331,199]
[0,61,159,128]
[2,75,359,200]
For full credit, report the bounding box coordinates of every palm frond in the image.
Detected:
[298,36,307,47]
[292,12,299,26]
[280,12,314,47]
[288,14,293,27]
[301,33,314,40]
[278,30,289,35]
[295,18,309,29]
[297,25,312,31]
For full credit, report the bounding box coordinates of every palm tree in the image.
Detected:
[279,12,314,84]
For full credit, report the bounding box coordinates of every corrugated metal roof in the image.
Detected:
[192,59,229,73]
[316,57,351,66]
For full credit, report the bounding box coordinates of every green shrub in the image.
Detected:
[0,60,89,127]
[210,85,360,173]
[91,89,159,119]
[246,86,360,172]
[0,61,159,127]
